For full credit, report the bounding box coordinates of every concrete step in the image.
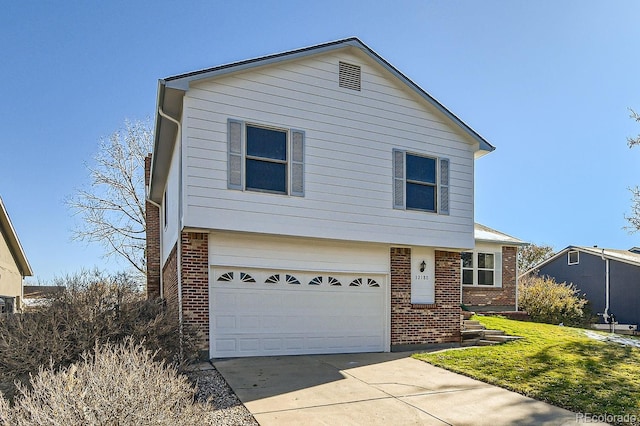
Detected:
[484,335,523,343]
[461,338,480,347]
[463,324,484,330]
[477,339,500,346]
[461,329,484,335]
[482,329,505,336]
[463,320,481,326]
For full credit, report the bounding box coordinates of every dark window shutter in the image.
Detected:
[439,158,450,215]
[393,149,405,209]
[228,119,243,190]
[290,129,305,197]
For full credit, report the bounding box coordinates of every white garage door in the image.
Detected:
[210,269,387,357]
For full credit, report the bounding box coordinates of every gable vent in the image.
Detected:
[339,61,361,91]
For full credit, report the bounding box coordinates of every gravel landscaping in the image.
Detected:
[186,363,259,426]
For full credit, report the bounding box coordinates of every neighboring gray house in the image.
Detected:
[529,246,640,328]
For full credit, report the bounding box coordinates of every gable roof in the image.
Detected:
[0,197,33,277]
[530,245,640,273]
[149,37,496,203]
[474,223,527,246]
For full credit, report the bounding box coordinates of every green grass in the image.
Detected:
[414,316,640,420]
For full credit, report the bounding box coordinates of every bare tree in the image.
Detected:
[67,120,152,275]
[627,109,640,232]
[628,108,640,148]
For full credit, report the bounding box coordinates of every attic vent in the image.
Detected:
[339,61,361,91]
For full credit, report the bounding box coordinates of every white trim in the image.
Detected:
[461,250,502,288]
[568,250,580,265]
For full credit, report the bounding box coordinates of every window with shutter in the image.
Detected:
[227,119,304,197]
[393,150,448,214]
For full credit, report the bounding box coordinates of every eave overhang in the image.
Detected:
[0,197,33,277]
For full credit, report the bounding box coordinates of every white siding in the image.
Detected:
[182,49,476,248]
[161,133,181,264]
[209,230,389,274]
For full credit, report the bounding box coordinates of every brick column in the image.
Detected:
[390,247,461,350]
[181,232,209,359]
[502,246,517,306]
[145,154,161,299]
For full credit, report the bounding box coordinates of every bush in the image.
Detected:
[0,270,199,400]
[0,339,211,425]
[518,274,589,326]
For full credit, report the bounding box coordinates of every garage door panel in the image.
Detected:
[211,268,387,357]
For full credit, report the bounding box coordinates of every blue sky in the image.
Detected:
[2,1,640,283]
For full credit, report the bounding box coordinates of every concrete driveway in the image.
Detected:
[213,351,603,426]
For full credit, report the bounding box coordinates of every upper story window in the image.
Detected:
[568,250,579,265]
[461,251,502,287]
[245,125,287,194]
[393,150,449,214]
[227,119,304,197]
[406,154,437,212]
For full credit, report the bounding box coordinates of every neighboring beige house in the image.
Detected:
[0,197,33,313]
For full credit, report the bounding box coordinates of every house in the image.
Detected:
[146,37,497,359]
[528,246,640,329]
[464,223,527,312]
[0,197,33,313]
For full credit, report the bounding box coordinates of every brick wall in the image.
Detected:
[462,246,517,309]
[390,248,461,348]
[162,243,178,319]
[181,232,209,356]
[145,154,161,299]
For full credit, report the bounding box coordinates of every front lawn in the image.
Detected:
[414,316,640,421]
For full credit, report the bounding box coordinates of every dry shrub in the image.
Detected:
[0,270,200,400]
[518,274,589,326]
[0,338,211,425]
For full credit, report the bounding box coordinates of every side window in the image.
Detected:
[462,251,501,287]
[461,252,474,285]
[227,119,304,196]
[393,150,449,215]
[477,253,495,286]
[568,250,579,265]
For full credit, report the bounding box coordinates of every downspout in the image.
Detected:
[158,107,184,359]
[460,252,463,305]
[602,249,611,328]
[146,197,164,298]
